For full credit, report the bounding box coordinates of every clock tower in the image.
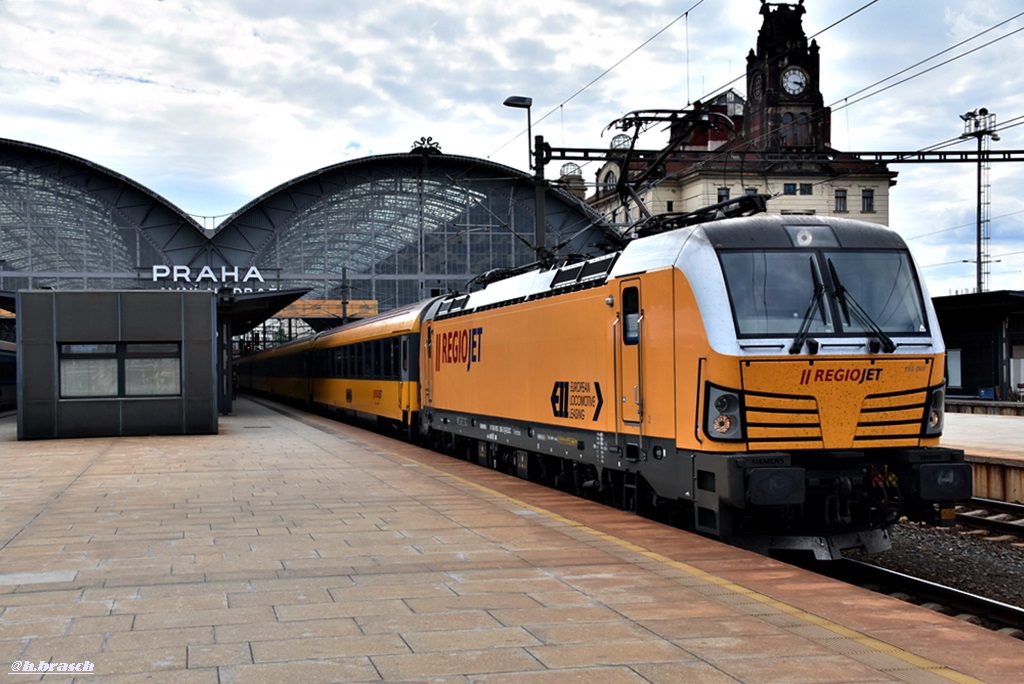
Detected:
[744,0,829,151]
[586,0,895,228]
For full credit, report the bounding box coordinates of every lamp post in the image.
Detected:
[503,95,547,263]
[503,95,533,170]
[959,108,999,293]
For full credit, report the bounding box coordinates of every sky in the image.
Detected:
[2,0,1023,297]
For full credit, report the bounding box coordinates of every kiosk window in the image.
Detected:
[60,342,181,398]
[60,344,117,398]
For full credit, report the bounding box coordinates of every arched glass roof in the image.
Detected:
[0,138,206,292]
[208,149,622,310]
[1,138,621,314]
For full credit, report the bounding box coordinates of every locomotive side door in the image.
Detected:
[616,280,644,442]
[422,324,434,408]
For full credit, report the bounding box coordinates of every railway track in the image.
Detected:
[956,498,1024,539]
[820,558,1024,636]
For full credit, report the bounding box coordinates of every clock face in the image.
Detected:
[781,67,808,96]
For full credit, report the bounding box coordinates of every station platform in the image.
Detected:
[1,399,1022,683]
[943,411,1024,461]
[943,412,1024,502]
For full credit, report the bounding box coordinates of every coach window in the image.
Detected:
[125,343,181,396]
[60,344,118,397]
[623,287,640,344]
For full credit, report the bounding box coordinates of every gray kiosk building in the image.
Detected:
[17,290,218,439]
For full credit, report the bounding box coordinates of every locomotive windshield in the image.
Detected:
[719,249,928,339]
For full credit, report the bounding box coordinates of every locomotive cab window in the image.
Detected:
[720,252,833,337]
[719,248,927,338]
[825,251,927,335]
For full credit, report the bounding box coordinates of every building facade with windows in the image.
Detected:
[588,2,896,228]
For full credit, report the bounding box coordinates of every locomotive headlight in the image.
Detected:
[784,224,839,248]
[714,394,738,413]
[712,414,733,434]
[705,385,744,441]
[924,386,945,436]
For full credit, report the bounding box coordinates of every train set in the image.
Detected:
[236,211,972,560]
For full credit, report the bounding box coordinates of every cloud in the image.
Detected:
[1,0,1023,292]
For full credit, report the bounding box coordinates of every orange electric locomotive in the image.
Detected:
[238,211,972,559]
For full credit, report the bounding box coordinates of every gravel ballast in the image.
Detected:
[848,521,1024,609]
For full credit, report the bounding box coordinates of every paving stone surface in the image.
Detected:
[1,400,1021,683]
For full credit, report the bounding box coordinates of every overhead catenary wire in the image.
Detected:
[700,0,883,104]
[673,7,1024,211]
[489,1,707,159]
[832,20,1024,113]
[702,8,1024,168]
[488,1,1023,277]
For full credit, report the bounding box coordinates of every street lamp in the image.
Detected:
[503,95,549,263]
[959,108,999,293]
[503,95,533,170]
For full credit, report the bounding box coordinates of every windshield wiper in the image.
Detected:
[789,257,827,354]
[827,258,897,354]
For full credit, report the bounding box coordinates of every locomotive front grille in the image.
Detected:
[853,389,930,446]
[743,388,929,450]
[745,392,824,448]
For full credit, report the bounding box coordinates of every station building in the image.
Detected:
[0,137,621,436]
